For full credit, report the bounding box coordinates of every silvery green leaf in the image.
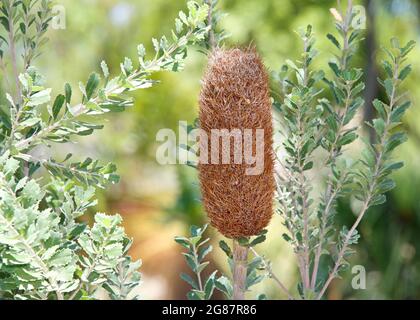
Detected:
[100,61,110,78]
[27,88,51,106]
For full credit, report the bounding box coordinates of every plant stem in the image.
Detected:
[7,1,22,105]
[232,240,248,300]
[317,57,400,300]
[204,0,216,49]
[0,57,12,92]
[311,105,351,289]
[14,30,195,151]
[250,248,294,300]
[310,181,340,289]
[27,154,107,182]
[310,1,355,289]
[298,33,313,292]
[275,177,308,294]
[192,243,204,291]
[316,197,370,299]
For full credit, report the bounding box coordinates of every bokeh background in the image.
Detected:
[36,0,420,299]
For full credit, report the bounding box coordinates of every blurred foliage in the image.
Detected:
[32,0,420,299]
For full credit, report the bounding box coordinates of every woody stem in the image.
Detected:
[232,240,249,300]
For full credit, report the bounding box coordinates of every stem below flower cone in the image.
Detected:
[232,240,249,300]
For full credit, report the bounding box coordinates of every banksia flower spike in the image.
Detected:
[198,48,274,300]
[198,47,275,239]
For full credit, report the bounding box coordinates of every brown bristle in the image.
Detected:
[198,48,275,239]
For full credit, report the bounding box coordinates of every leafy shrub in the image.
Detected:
[177,0,415,300]
[0,0,209,300]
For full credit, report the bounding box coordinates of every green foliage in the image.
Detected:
[0,152,140,299]
[235,230,268,249]
[176,1,416,301]
[218,232,268,298]
[176,223,276,301]
[272,2,415,299]
[175,224,220,300]
[354,39,415,208]
[3,1,210,156]
[202,0,228,49]
[176,226,268,300]
[0,0,210,299]
[170,0,417,301]
[275,25,325,298]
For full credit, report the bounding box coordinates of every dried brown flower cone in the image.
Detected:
[198,48,274,239]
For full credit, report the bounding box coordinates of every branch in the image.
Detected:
[14,27,200,151]
[250,248,294,300]
[317,53,402,300]
[0,56,12,92]
[6,1,21,105]
[232,240,248,300]
[311,0,361,289]
[204,0,216,49]
[27,154,117,188]
[298,33,313,292]
[310,171,348,289]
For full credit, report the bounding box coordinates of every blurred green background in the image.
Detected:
[36,0,420,299]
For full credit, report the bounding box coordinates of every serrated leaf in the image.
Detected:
[123,57,133,74]
[152,38,160,53]
[249,234,267,247]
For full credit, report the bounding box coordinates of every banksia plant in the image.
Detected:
[199,48,274,238]
[272,1,415,299]
[177,0,416,301]
[198,48,275,299]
